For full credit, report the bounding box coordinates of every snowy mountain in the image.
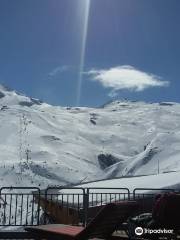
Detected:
[0,84,180,189]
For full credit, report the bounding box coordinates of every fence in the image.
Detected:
[0,187,40,226]
[0,186,178,227]
[43,187,85,225]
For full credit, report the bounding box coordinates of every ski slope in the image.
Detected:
[0,84,180,189]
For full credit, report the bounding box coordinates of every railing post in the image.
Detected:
[44,189,48,225]
[83,188,89,226]
[37,192,41,225]
[133,189,136,201]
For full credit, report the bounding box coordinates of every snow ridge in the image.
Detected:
[0,84,180,188]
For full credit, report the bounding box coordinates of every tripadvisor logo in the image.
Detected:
[135,227,144,236]
[135,227,174,236]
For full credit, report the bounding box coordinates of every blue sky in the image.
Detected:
[0,0,180,107]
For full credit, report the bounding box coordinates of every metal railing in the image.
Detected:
[0,186,179,227]
[43,187,85,225]
[0,187,40,226]
[86,187,130,223]
[87,187,130,206]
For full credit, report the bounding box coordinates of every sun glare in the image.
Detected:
[76,0,91,106]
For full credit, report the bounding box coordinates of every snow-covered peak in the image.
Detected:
[0,83,43,107]
[1,83,180,189]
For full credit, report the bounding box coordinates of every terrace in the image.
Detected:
[0,186,179,239]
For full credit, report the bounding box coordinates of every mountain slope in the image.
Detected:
[0,84,180,188]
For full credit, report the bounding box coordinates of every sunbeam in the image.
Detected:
[76,0,91,106]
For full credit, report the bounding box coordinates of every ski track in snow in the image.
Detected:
[0,85,180,191]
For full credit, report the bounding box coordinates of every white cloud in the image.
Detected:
[86,65,169,93]
[48,65,69,78]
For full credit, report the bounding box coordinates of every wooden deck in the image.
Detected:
[0,230,129,239]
